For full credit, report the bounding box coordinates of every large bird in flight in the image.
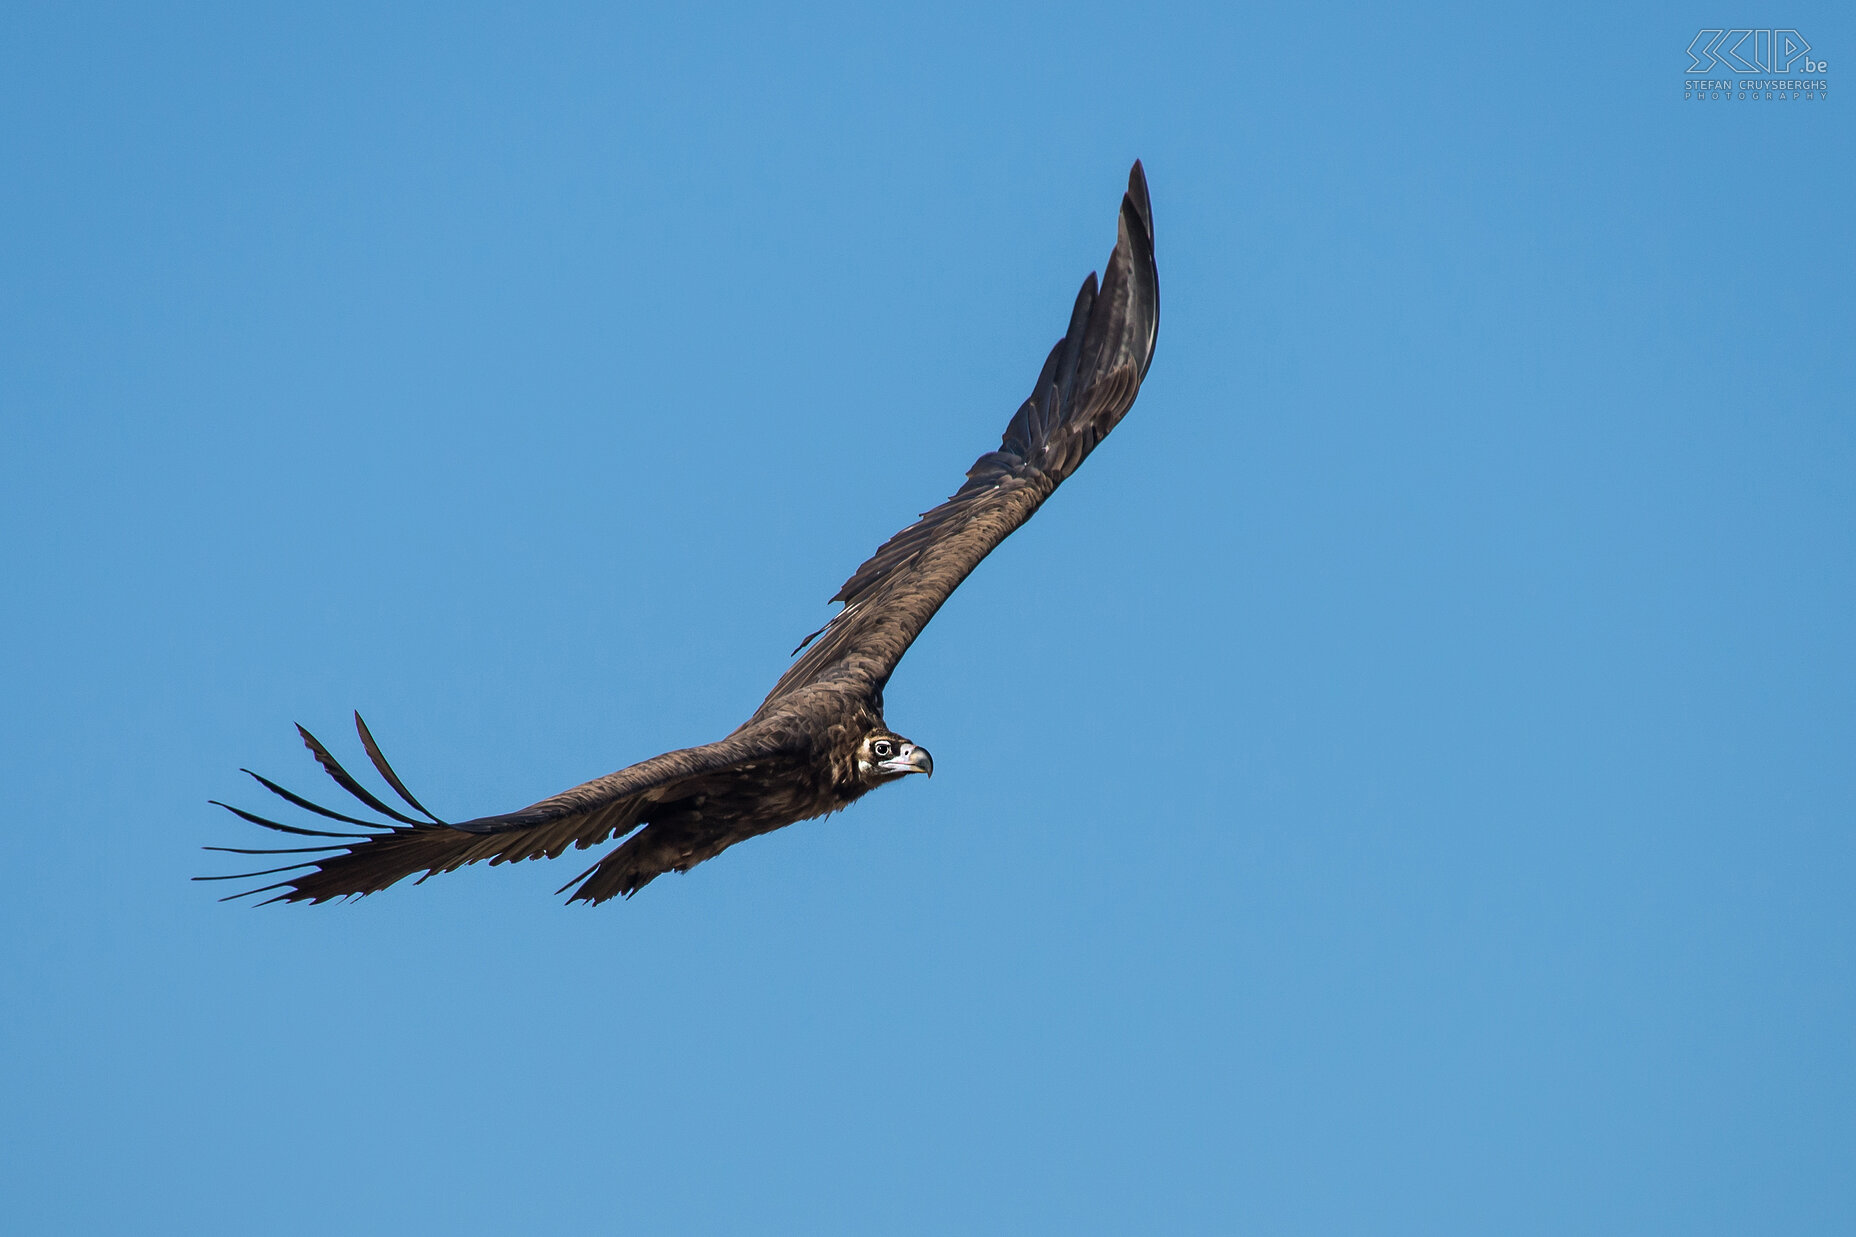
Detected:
[204,161,1159,906]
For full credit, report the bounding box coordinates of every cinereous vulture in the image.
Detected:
[204,162,1159,905]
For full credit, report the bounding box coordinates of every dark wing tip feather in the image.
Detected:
[295,724,427,826]
[1126,160,1152,241]
[234,771,383,829]
[193,859,326,881]
[353,712,444,823]
[1120,160,1159,379]
[203,844,353,855]
[210,798,377,839]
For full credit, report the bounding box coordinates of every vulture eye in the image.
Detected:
[872,740,894,759]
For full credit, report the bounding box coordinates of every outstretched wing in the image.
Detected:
[199,713,797,905]
[757,161,1158,712]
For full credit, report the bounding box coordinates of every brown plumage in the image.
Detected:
[202,161,1160,906]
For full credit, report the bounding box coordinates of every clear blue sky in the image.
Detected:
[3,3,1851,1234]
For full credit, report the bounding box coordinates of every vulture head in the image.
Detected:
[856,730,933,783]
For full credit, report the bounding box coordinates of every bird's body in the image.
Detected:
[205,162,1158,905]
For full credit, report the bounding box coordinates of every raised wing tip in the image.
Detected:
[1125,161,1152,236]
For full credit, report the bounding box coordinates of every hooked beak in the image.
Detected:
[878,742,933,778]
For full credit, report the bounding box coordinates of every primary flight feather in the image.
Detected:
[203,161,1159,905]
